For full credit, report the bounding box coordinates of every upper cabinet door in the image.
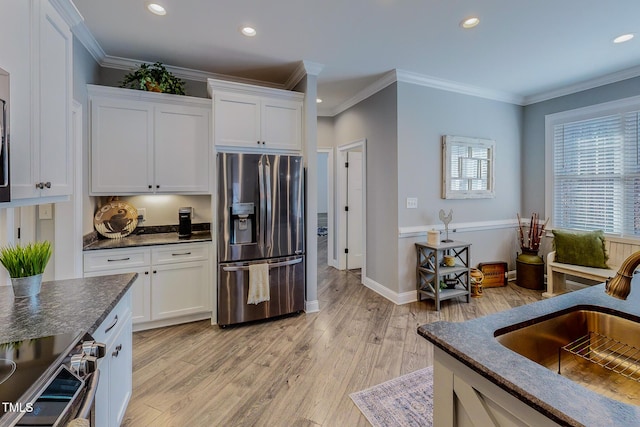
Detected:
[91,98,154,194]
[37,0,73,197]
[261,98,302,151]
[10,0,73,201]
[154,104,210,193]
[213,93,261,148]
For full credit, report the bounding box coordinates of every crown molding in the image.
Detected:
[396,69,524,105]
[328,70,398,116]
[284,60,324,90]
[100,55,286,89]
[50,0,83,28]
[522,65,640,105]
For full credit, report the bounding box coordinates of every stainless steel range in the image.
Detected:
[0,332,104,427]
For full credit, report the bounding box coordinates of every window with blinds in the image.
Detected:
[549,105,640,236]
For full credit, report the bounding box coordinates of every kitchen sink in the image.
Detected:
[495,308,640,406]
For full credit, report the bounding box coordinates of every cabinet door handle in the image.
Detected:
[171,252,191,256]
[107,257,130,262]
[44,182,51,188]
[104,314,118,334]
[153,270,157,274]
[35,182,43,189]
[156,185,160,189]
[112,344,122,358]
[148,185,152,189]
[257,140,260,145]
[144,271,149,275]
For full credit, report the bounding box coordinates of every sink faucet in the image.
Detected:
[605,251,640,300]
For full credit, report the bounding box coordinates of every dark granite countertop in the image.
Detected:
[83,230,212,251]
[0,273,137,343]
[418,282,640,427]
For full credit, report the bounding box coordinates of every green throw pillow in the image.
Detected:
[552,229,609,269]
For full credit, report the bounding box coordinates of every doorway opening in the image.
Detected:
[317,148,334,268]
[337,139,366,280]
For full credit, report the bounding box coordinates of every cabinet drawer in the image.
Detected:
[84,248,151,272]
[151,243,210,265]
[92,290,132,347]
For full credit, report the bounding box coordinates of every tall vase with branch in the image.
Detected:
[516,212,548,254]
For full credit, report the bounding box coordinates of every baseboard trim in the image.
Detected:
[362,276,417,305]
[305,299,320,313]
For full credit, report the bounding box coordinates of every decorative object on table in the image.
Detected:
[441,135,495,199]
[438,209,453,242]
[443,255,456,267]
[470,268,485,297]
[427,229,439,245]
[350,366,434,427]
[477,262,508,287]
[94,199,138,239]
[120,62,186,95]
[0,241,52,298]
[516,212,547,290]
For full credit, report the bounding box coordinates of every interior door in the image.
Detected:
[347,151,363,269]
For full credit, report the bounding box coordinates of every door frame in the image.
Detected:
[336,139,366,277]
[317,147,336,268]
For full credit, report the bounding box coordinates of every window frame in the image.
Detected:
[545,94,640,237]
[442,135,495,199]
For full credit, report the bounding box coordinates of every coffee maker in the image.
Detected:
[178,207,193,238]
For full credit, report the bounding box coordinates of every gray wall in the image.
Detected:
[522,76,640,216]
[397,82,523,227]
[333,83,399,291]
[395,82,523,296]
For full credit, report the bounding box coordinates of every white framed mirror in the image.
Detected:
[442,135,495,199]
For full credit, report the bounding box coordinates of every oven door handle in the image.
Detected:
[75,369,100,421]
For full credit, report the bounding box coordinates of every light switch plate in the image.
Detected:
[137,208,146,221]
[406,197,418,209]
[39,204,53,220]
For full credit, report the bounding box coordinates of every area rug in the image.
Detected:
[350,366,433,427]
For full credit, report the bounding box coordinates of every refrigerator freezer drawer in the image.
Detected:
[218,256,305,326]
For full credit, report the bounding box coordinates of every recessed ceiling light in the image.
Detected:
[460,17,480,29]
[147,3,166,16]
[241,27,257,37]
[613,33,634,44]
[316,98,323,103]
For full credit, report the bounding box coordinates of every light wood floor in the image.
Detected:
[121,237,544,426]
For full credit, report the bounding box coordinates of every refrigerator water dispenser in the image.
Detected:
[230,202,255,244]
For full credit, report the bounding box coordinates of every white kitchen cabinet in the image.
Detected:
[83,242,212,331]
[208,78,304,151]
[9,0,75,202]
[88,85,211,195]
[92,290,133,427]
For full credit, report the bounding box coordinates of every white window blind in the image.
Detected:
[551,109,640,236]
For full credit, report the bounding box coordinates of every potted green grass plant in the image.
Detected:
[0,241,52,298]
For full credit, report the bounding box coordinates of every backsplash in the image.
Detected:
[94,194,212,226]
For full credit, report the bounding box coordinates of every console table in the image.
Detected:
[415,240,471,310]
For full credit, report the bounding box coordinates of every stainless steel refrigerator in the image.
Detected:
[217,152,305,326]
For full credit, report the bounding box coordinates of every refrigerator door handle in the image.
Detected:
[258,156,266,251]
[221,257,303,272]
[264,159,272,251]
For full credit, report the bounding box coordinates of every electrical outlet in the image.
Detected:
[406,197,418,209]
[39,204,53,220]
[137,208,146,222]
